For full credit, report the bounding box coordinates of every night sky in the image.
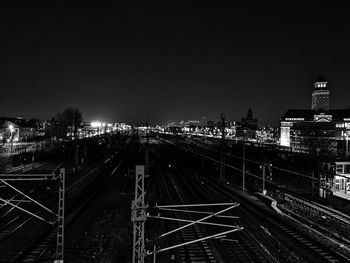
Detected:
[1,2,350,126]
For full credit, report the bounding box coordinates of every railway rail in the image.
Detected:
[0,135,135,262]
[14,148,134,262]
[161,139,350,262]
[269,191,350,247]
[154,151,219,262]
[0,161,65,244]
[162,147,274,263]
[206,177,350,263]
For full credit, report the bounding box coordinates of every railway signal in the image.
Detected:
[268,163,273,181]
[260,163,272,195]
[259,162,272,194]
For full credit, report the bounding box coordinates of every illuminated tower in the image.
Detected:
[311,76,330,113]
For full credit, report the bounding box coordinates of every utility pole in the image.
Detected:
[311,171,315,199]
[242,139,245,191]
[262,163,266,195]
[145,134,149,177]
[316,148,321,199]
[104,126,108,158]
[220,113,226,181]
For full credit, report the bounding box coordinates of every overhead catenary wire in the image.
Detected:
[166,137,350,182]
[162,138,326,184]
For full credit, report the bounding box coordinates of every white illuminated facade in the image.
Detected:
[280,122,292,147]
[0,119,34,142]
[279,77,350,155]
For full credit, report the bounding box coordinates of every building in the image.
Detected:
[333,161,350,199]
[316,160,350,200]
[236,108,258,139]
[256,127,279,144]
[280,77,350,157]
[0,117,36,142]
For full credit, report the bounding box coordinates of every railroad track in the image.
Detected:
[0,136,132,260]
[18,193,96,263]
[205,177,350,263]
[164,149,273,263]
[0,161,65,243]
[166,135,350,241]
[155,152,217,263]
[277,191,350,226]
[0,157,103,259]
[161,140,350,262]
[2,161,54,174]
[13,137,137,262]
[155,144,273,263]
[269,190,350,247]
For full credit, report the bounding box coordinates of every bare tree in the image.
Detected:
[55,107,83,174]
[301,136,335,156]
[55,107,83,139]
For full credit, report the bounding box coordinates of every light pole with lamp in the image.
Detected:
[316,147,321,198]
[9,124,15,155]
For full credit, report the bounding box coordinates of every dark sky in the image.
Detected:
[1,2,350,126]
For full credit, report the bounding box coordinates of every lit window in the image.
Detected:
[336,165,343,174]
[346,165,350,174]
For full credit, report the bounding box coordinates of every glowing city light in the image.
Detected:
[91,121,102,127]
[8,124,14,132]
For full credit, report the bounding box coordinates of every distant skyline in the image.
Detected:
[1,2,350,126]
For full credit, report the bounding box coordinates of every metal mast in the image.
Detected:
[131,165,147,263]
[145,133,149,177]
[0,169,65,262]
[242,140,246,191]
[56,168,65,262]
[220,113,226,180]
[130,164,243,262]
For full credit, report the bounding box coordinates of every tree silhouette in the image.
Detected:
[55,107,83,139]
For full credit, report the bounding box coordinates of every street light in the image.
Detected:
[8,124,15,155]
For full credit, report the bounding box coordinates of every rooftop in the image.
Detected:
[282,109,350,122]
